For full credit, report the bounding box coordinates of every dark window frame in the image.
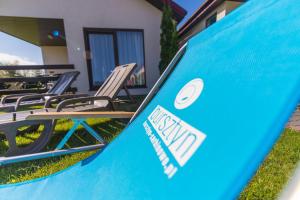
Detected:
[205,12,217,28]
[83,28,147,91]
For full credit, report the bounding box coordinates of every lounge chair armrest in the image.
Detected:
[26,111,134,120]
[56,96,114,111]
[1,93,37,104]
[15,94,56,110]
[44,94,89,108]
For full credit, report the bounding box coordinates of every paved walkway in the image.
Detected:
[287,108,300,131]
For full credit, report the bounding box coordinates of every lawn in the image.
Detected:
[1,110,300,199]
[0,118,126,184]
[240,128,300,199]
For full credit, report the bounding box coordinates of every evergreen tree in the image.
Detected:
[159,3,179,74]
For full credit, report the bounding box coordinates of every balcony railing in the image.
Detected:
[0,64,76,95]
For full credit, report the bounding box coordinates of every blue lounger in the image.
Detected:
[1,0,300,199]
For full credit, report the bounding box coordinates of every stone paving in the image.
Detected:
[286,108,300,131]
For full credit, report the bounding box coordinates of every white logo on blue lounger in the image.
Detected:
[143,78,206,179]
[174,78,204,110]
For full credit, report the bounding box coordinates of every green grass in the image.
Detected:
[0,118,126,184]
[0,151,96,184]
[1,103,300,198]
[239,128,300,199]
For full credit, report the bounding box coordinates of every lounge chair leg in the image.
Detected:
[55,119,105,150]
[1,120,54,157]
[16,125,40,136]
[110,101,116,111]
[123,86,135,103]
[80,121,105,144]
[55,120,81,150]
[4,128,18,155]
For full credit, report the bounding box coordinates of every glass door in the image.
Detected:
[87,33,116,88]
[84,28,146,90]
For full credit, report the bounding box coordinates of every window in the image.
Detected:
[206,13,217,28]
[84,28,146,90]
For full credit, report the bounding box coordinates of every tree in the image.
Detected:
[159,2,179,74]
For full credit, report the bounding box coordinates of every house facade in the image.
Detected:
[0,0,186,94]
[178,0,245,45]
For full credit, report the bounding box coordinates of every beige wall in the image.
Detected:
[41,46,69,74]
[0,0,162,95]
[41,46,69,65]
[226,1,243,14]
[180,1,243,44]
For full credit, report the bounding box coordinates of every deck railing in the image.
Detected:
[0,64,76,95]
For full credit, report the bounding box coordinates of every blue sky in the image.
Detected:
[0,32,43,65]
[175,0,205,27]
[0,1,203,65]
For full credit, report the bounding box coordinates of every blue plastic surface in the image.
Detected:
[1,0,300,199]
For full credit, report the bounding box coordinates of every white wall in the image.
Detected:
[0,0,162,95]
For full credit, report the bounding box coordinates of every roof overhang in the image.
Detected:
[0,16,67,47]
[145,0,187,23]
[0,1,187,47]
[178,0,246,37]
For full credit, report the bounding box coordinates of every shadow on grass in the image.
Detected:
[0,140,8,155]
[0,96,143,184]
[0,118,126,184]
[45,119,126,150]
